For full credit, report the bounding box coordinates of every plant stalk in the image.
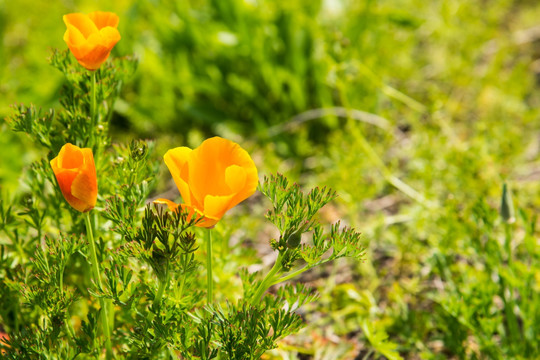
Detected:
[90,71,97,151]
[84,212,112,359]
[250,251,285,304]
[271,263,310,285]
[502,222,520,353]
[206,229,213,303]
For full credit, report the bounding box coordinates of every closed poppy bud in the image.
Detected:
[285,229,303,249]
[50,143,98,212]
[500,183,515,224]
[156,137,258,228]
[63,11,121,70]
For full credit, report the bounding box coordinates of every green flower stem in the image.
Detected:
[153,260,170,309]
[250,251,285,305]
[84,212,112,360]
[206,229,213,303]
[502,223,519,351]
[504,223,513,262]
[90,71,97,150]
[270,264,310,286]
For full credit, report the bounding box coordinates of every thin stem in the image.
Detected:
[502,222,519,353]
[90,71,97,150]
[84,212,112,360]
[270,264,310,286]
[504,223,512,262]
[206,229,213,303]
[153,261,170,309]
[250,251,285,305]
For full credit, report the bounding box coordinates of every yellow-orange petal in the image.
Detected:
[153,199,213,227]
[197,217,219,228]
[164,147,195,207]
[71,172,96,211]
[229,161,258,209]
[51,168,76,197]
[53,169,89,212]
[64,25,86,48]
[99,27,121,47]
[70,149,97,211]
[203,193,236,222]
[63,13,99,38]
[77,44,113,70]
[88,11,119,29]
[154,198,181,212]
[188,137,242,201]
[58,143,84,169]
[225,165,247,194]
[190,137,258,211]
[81,148,97,179]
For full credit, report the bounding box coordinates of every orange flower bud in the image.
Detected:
[50,143,98,212]
[156,137,258,228]
[63,11,121,70]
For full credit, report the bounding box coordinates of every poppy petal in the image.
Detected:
[63,25,86,48]
[100,27,121,48]
[88,11,119,29]
[54,169,89,212]
[225,164,247,193]
[164,147,195,207]
[58,143,84,169]
[154,198,181,212]
[203,193,235,222]
[63,13,99,38]
[71,172,97,211]
[189,137,239,200]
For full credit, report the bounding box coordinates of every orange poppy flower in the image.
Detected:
[63,11,121,70]
[50,143,98,212]
[156,137,258,228]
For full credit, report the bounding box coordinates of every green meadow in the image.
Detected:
[1,0,539,359]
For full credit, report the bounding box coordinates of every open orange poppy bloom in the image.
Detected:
[50,143,98,212]
[63,11,121,70]
[156,137,258,228]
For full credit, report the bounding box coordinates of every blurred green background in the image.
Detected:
[2,0,540,358]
